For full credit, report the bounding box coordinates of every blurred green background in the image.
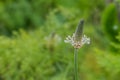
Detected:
[0,0,120,80]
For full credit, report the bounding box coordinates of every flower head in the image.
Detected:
[64,19,90,49]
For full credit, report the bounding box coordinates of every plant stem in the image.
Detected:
[74,48,78,80]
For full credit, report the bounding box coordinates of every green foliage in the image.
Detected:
[0,20,119,80]
[0,0,55,34]
[0,28,76,80]
[94,49,120,80]
[0,0,120,80]
[0,0,105,35]
[102,3,119,42]
[110,32,120,52]
[92,33,120,80]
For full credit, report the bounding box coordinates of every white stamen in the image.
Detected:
[64,33,90,49]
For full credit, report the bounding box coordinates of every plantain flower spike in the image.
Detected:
[64,19,90,49]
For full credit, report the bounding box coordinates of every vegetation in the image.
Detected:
[0,0,120,80]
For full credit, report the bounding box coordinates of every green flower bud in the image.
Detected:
[74,19,84,42]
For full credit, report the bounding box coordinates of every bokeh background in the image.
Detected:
[0,0,120,80]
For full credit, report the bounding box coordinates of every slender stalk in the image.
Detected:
[74,48,78,80]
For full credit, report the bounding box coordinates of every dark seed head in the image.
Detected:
[74,19,84,42]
